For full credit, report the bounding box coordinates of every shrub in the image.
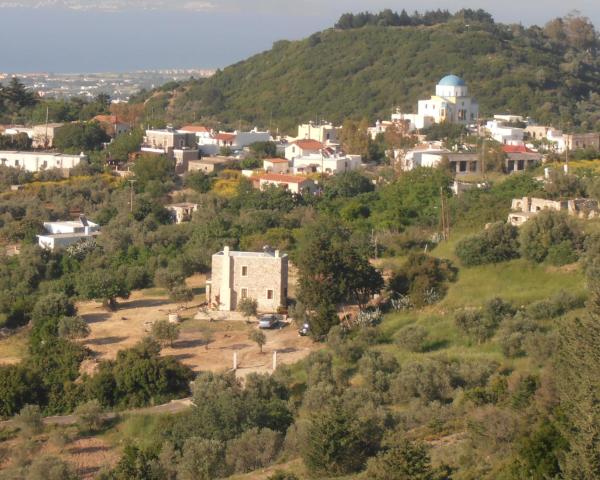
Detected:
[455,298,515,343]
[74,399,104,433]
[546,240,578,266]
[395,324,428,352]
[15,404,43,436]
[152,320,181,348]
[525,290,584,320]
[226,427,283,473]
[177,437,228,480]
[391,358,453,403]
[366,435,435,480]
[268,471,299,480]
[299,398,383,476]
[57,316,90,340]
[519,210,582,263]
[498,314,540,358]
[456,222,520,266]
[26,455,78,480]
[388,253,457,308]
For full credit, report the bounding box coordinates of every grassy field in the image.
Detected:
[377,225,586,367]
[0,329,29,365]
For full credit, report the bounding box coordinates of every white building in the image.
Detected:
[392,75,479,132]
[486,119,524,146]
[37,215,100,251]
[297,122,340,145]
[142,127,197,153]
[417,75,479,125]
[178,125,213,141]
[0,151,87,173]
[400,144,450,170]
[547,129,567,153]
[263,158,290,174]
[292,152,362,175]
[493,114,524,123]
[253,173,317,194]
[284,139,324,161]
[401,145,480,174]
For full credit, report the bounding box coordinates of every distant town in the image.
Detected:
[0,69,215,102]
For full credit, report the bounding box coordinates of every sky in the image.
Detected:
[0,0,599,72]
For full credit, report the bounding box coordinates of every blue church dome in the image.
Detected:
[438,75,466,87]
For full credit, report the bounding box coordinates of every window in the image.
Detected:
[241,288,248,299]
[267,289,274,300]
[14,160,19,167]
[241,266,248,276]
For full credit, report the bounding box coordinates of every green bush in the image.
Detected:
[455,222,520,266]
[546,240,579,266]
[395,324,429,352]
[519,210,582,263]
[388,253,457,308]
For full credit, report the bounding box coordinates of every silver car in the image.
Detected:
[258,314,277,329]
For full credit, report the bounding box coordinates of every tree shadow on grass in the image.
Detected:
[83,313,111,324]
[120,298,171,310]
[175,339,208,349]
[423,339,450,352]
[85,336,128,346]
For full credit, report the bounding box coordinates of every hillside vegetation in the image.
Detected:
[137,10,600,132]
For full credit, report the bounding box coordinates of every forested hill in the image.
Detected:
[142,10,600,133]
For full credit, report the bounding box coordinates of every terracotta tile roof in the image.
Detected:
[292,139,323,150]
[263,158,289,164]
[502,145,533,154]
[257,173,311,184]
[215,133,236,141]
[180,125,210,133]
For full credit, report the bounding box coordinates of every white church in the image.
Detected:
[390,74,479,132]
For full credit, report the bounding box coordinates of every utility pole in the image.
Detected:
[481,138,486,179]
[44,105,49,149]
[439,187,450,241]
[128,179,136,213]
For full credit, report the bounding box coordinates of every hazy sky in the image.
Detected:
[1,0,599,72]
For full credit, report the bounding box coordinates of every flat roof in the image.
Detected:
[215,250,287,258]
[44,220,98,228]
[38,231,101,239]
[0,151,84,158]
[167,203,198,208]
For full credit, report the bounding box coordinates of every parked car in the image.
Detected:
[298,323,310,336]
[259,314,277,329]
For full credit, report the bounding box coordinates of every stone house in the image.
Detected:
[206,246,288,313]
[166,203,198,224]
[508,196,599,226]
